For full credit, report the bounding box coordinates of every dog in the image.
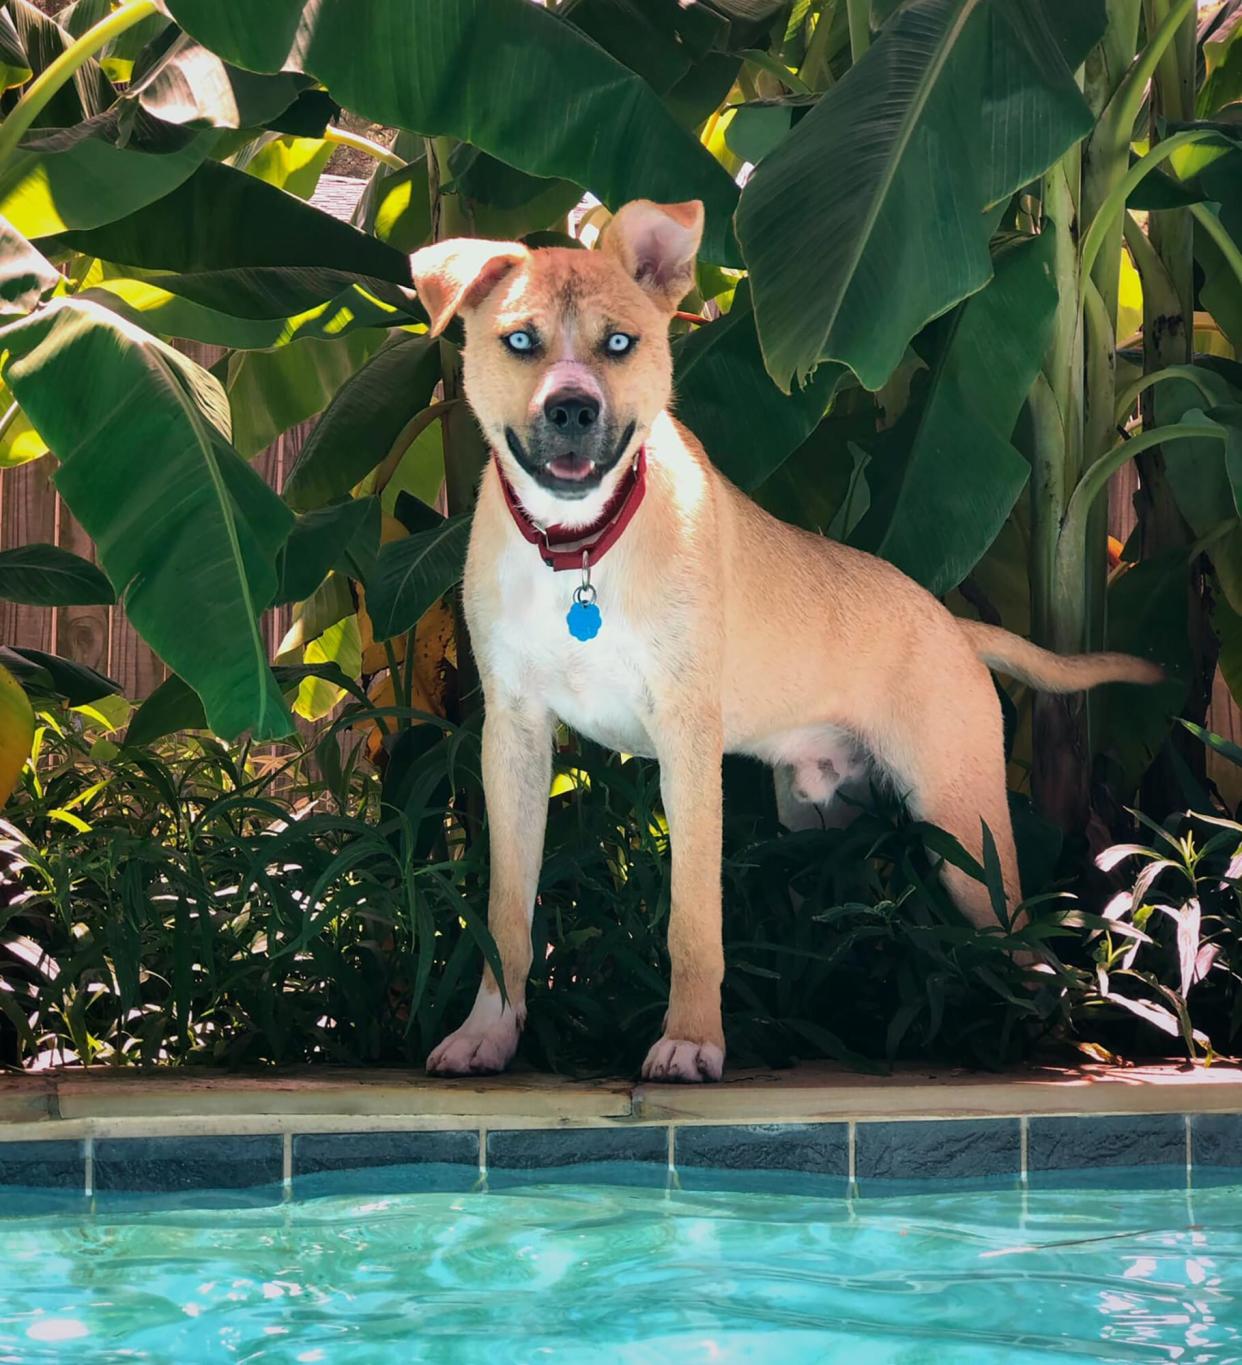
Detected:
[410,199,1160,1083]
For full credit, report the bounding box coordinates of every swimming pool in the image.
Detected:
[3,1175,1240,1362]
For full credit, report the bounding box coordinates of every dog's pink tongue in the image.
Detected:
[547,455,594,481]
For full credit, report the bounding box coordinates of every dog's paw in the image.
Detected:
[641,1036,724,1083]
[426,1017,520,1076]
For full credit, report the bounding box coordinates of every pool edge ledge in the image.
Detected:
[1,1061,1241,1136]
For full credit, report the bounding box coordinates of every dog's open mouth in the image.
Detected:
[505,422,636,497]
[544,454,595,482]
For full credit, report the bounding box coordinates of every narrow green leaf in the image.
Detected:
[1,644,119,705]
[284,335,441,511]
[276,497,380,606]
[0,543,114,606]
[366,515,471,641]
[125,674,207,747]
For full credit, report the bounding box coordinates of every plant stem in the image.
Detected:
[323,126,405,172]
[0,0,157,168]
[799,0,839,90]
[1031,147,1088,828]
[846,0,870,64]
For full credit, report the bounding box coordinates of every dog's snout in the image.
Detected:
[544,390,600,432]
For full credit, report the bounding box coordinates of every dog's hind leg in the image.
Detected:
[426,698,553,1075]
[875,667,1023,933]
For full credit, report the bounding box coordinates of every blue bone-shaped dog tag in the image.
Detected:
[567,600,602,641]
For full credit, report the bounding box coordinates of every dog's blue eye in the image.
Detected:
[504,330,535,354]
[605,332,633,355]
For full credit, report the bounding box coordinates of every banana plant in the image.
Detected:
[0,0,1235,849]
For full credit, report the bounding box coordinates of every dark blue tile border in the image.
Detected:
[0,1139,83,1192]
[487,1125,667,1189]
[94,1135,282,1196]
[1028,1113,1187,1188]
[855,1119,1021,1192]
[0,1108,1238,1205]
[294,1130,479,1196]
[676,1123,849,1194]
[1190,1113,1242,1186]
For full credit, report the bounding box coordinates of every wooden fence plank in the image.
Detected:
[0,460,57,653]
[54,494,110,675]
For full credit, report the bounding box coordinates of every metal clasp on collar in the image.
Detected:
[573,549,596,608]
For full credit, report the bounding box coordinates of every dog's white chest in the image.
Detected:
[476,545,658,758]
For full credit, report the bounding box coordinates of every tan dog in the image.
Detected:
[411,200,1160,1083]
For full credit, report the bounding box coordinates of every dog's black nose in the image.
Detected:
[544,390,599,431]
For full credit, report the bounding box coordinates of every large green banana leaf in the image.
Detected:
[8,0,112,126]
[157,0,740,264]
[0,118,217,238]
[0,215,58,317]
[0,299,294,739]
[226,328,385,457]
[873,231,1058,595]
[673,285,845,490]
[125,33,311,129]
[55,159,409,281]
[736,0,1100,391]
[82,274,414,350]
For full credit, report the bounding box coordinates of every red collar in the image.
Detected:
[492,448,648,571]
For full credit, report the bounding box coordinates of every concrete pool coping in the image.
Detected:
[4,1063,1241,1198]
[2,1060,1241,1141]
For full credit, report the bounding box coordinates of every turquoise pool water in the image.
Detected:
[2,1177,1240,1362]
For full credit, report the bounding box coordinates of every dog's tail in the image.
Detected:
[957,619,1163,694]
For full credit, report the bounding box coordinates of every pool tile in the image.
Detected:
[1028,1113,1187,1188]
[293,1130,479,1195]
[675,1123,849,1194]
[855,1119,1021,1191]
[94,1134,283,1203]
[0,1139,84,1191]
[487,1125,668,1189]
[1191,1113,1242,1184]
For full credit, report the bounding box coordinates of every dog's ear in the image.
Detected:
[600,199,704,310]
[409,238,529,337]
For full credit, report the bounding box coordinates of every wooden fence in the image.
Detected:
[0,423,307,698]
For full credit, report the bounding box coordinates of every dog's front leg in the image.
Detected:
[642,706,726,1083]
[426,699,552,1076]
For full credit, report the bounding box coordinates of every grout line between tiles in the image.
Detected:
[83,1135,93,1198]
[282,1132,292,1191]
[667,1125,676,1171]
[847,1120,857,1196]
[478,1127,487,1178]
[1185,1114,1193,1190]
[1019,1115,1028,1184]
